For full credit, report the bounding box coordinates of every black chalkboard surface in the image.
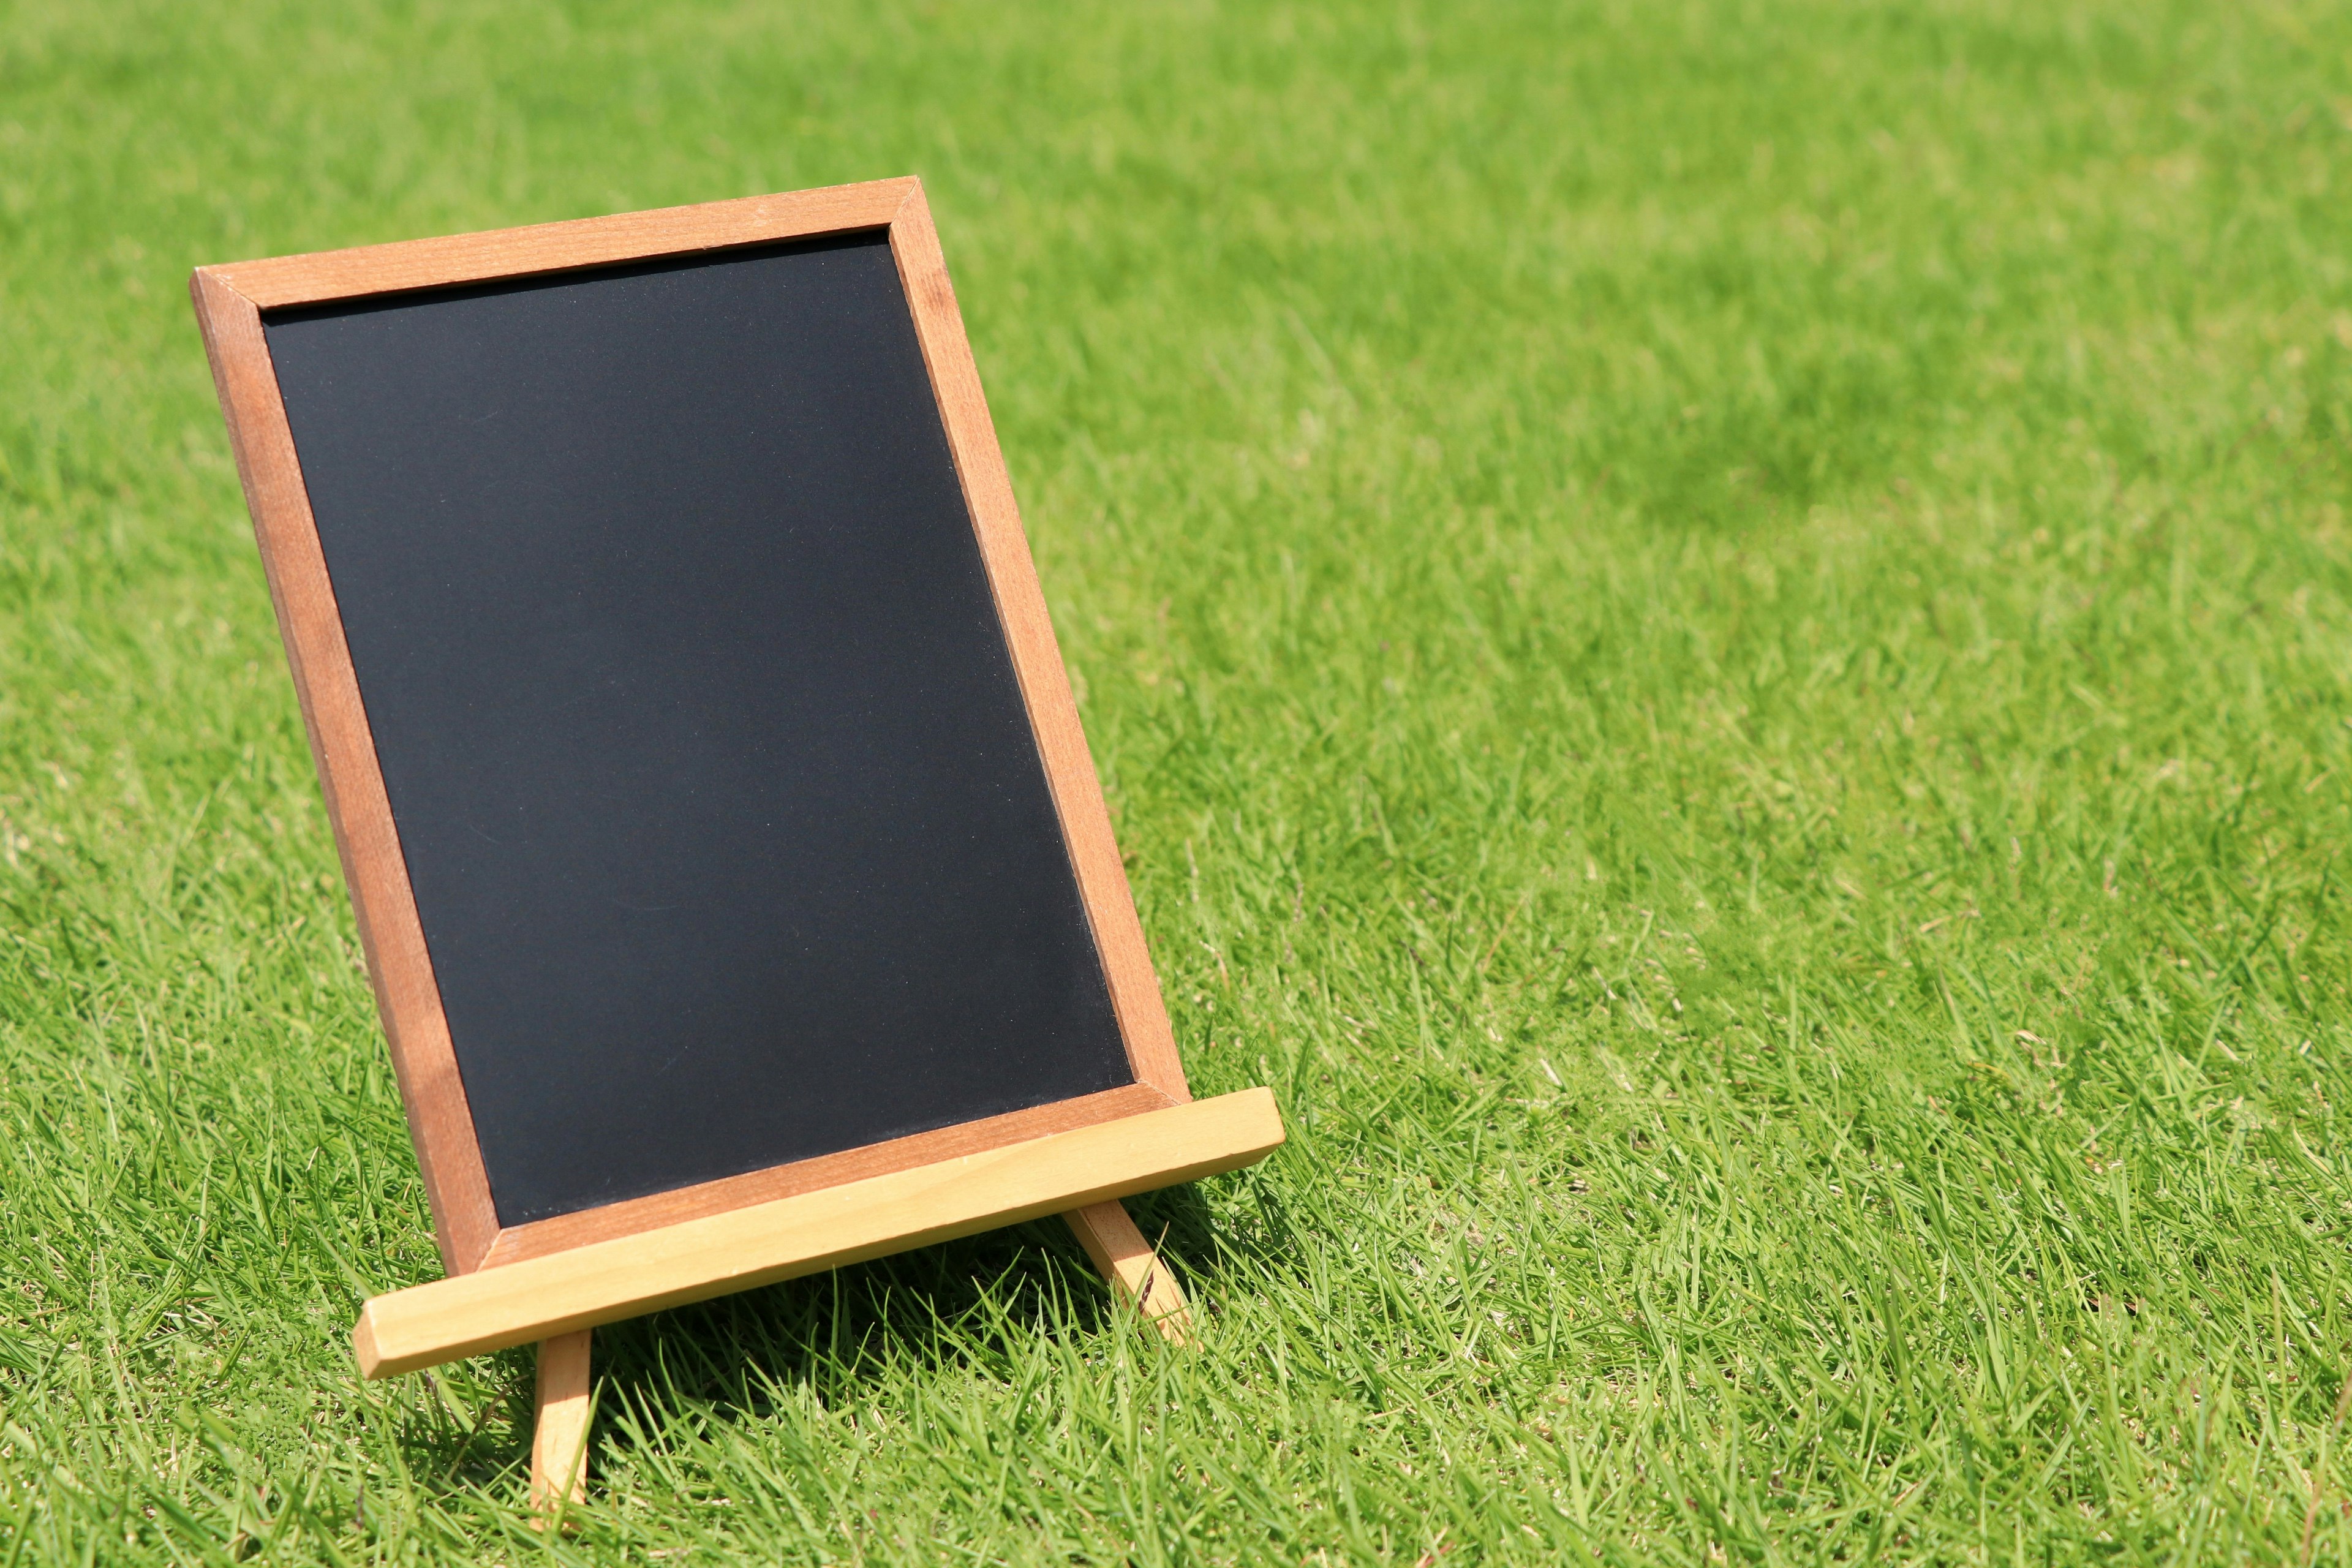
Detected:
[263,233,1131,1227]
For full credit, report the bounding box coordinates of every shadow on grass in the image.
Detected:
[388,1182,1245,1494]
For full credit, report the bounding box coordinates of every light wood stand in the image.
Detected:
[526,1197,1190,1517]
[527,1330,592,1521]
[1061,1199,1192,1343]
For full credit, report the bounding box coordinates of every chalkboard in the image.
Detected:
[194,182,1282,1393]
[262,231,1130,1226]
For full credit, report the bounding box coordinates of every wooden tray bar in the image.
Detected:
[355,1088,1283,1376]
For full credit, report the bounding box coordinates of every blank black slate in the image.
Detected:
[263,233,1131,1227]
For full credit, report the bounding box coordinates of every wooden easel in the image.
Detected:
[190,181,1288,1528]
[526,1199,1188,1515]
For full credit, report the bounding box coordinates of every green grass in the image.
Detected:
[6,0,2352,1560]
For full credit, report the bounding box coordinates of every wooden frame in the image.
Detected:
[189,180,1278,1385]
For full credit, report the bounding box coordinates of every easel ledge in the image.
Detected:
[355,1087,1284,1378]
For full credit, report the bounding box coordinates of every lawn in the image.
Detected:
[6,0,2352,1561]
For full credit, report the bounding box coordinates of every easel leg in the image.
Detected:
[529,1330,592,1523]
[1063,1200,1192,1344]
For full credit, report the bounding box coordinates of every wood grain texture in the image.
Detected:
[189,270,502,1275]
[886,183,1192,1104]
[354,1088,1283,1377]
[1063,1200,1193,1344]
[480,1082,1175,1267]
[529,1332,592,1521]
[208,179,913,309]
